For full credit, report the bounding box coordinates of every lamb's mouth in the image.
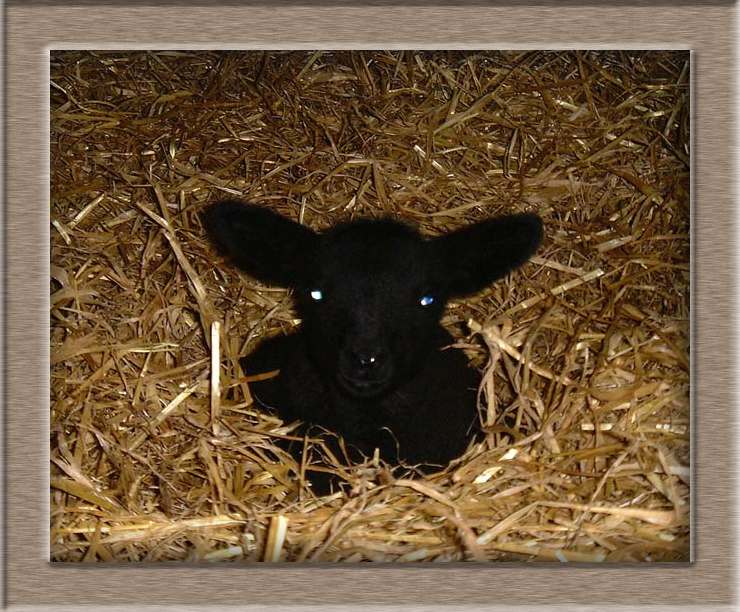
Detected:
[337,372,393,398]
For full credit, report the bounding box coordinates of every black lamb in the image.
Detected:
[203,200,543,494]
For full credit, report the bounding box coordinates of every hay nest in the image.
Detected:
[51,50,690,562]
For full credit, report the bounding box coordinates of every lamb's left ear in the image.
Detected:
[431,213,543,297]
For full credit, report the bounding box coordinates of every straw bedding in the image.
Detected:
[50,50,690,562]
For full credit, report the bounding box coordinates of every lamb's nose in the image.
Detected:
[352,350,385,370]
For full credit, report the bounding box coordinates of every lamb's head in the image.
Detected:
[203,200,543,399]
[296,219,446,398]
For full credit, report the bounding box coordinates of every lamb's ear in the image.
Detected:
[202,200,318,287]
[432,213,543,297]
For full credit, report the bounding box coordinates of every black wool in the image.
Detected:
[203,200,543,493]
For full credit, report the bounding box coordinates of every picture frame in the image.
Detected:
[7,1,734,609]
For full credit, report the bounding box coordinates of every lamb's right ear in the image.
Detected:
[202,200,318,287]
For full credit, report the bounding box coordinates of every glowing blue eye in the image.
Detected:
[419,295,434,307]
[310,289,323,301]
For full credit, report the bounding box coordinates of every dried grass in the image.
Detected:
[51,50,690,562]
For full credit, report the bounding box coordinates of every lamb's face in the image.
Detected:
[294,221,446,399]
